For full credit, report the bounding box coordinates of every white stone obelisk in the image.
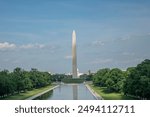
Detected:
[72,30,77,78]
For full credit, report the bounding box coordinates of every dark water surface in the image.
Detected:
[35,84,96,100]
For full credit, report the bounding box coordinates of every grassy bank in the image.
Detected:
[2,85,56,100]
[89,84,138,100]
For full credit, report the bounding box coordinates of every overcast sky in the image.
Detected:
[0,0,150,73]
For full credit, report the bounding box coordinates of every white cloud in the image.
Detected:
[122,52,135,56]
[91,40,104,47]
[64,55,72,59]
[20,43,45,49]
[0,42,16,50]
[91,58,112,64]
[119,36,131,41]
[0,42,47,50]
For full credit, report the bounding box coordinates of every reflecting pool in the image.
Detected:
[35,84,96,100]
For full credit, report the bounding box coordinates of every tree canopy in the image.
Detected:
[0,68,52,98]
[93,59,150,99]
[123,59,150,99]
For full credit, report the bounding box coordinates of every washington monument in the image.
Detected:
[72,30,78,78]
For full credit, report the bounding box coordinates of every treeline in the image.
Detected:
[93,59,150,99]
[0,68,52,98]
[51,74,71,82]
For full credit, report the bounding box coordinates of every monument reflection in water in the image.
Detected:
[73,85,78,100]
[34,84,96,100]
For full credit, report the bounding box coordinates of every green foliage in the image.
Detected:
[1,59,150,99]
[51,74,70,82]
[123,59,150,99]
[3,85,55,100]
[93,68,125,92]
[93,68,110,86]
[80,74,93,81]
[62,78,84,83]
[106,68,125,92]
[0,68,52,98]
[93,59,150,99]
[89,85,138,100]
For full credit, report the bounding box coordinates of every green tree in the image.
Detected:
[123,59,150,99]
[93,68,110,86]
[0,67,53,99]
[12,67,26,93]
[106,68,125,92]
[0,70,15,97]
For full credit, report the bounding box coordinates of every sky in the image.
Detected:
[0,0,150,73]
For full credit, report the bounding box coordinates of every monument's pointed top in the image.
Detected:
[72,30,76,36]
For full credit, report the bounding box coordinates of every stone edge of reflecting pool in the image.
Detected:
[26,85,59,100]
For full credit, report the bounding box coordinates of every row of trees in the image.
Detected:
[123,59,150,99]
[80,74,93,81]
[0,68,52,98]
[92,59,150,99]
[51,74,71,82]
[93,68,125,92]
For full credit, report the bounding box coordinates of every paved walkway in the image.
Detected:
[85,84,103,100]
[26,85,59,100]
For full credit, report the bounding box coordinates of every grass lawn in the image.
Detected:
[89,84,138,100]
[2,85,56,100]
